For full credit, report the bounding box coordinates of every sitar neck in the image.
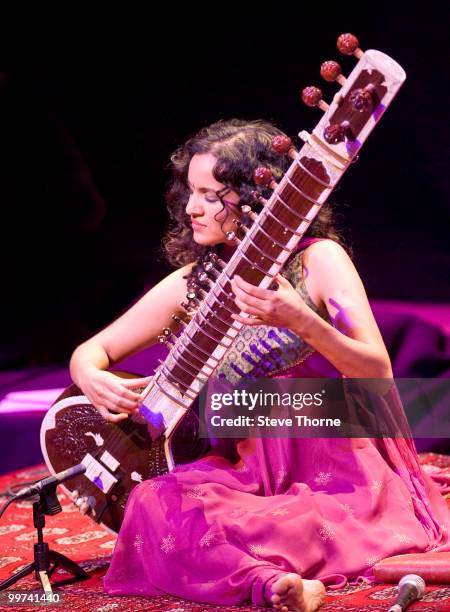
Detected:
[140,39,406,436]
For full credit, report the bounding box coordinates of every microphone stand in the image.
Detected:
[0,482,89,594]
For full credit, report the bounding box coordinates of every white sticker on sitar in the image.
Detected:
[85,431,104,447]
[100,450,120,472]
[131,471,143,483]
[81,453,118,494]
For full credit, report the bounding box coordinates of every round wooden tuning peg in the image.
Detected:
[349,84,375,111]
[253,166,273,187]
[271,135,297,160]
[301,86,329,112]
[320,61,346,86]
[336,33,363,60]
[323,120,351,145]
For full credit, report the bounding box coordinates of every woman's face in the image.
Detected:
[186,153,241,246]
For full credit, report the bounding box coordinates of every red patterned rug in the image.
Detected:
[0,456,449,611]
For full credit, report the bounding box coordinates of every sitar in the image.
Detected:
[40,33,406,534]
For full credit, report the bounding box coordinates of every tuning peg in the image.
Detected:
[241,204,258,222]
[250,190,268,206]
[323,121,350,144]
[196,271,213,286]
[253,166,274,187]
[171,314,187,326]
[157,335,175,345]
[187,290,198,301]
[271,135,297,160]
[179,301,196,319]
[186,277,208,300]
[232,217,248,237]
[336,33,363,60]
[181,285,199,310]
[206,252,226,268]
[320,61,347,86]
[349,84,375,111]
[203,260,220,278]
[158,327,176,345]
[301,86,329,112]
[225,230,240,244]
[253,167,279,191]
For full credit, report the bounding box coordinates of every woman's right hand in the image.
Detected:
[79,369,152,423]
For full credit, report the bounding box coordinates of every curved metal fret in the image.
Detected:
[233,249,276,278]
[179,328,224,362]
[202,298,236,329]
[253,223,290,251]
[161,365,198,400]
[246,233,282,264]
[190,317,232,350]
[285,174,321,208]
[274,193,310,222]
[210,282,241,317]
[295,157,331,189]
[265,208,304,236]
[196,308,236,341]
[172,346,211,378]
[178,333,221,365]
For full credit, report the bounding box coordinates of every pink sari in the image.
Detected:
[104,238,450,606]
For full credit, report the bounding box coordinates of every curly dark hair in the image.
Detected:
[162,118,352,268]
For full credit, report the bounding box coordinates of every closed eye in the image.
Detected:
[188,187,219,204]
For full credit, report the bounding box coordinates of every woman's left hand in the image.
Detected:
[230,273,313,331]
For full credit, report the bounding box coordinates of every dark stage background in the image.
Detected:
[0,8,449,369]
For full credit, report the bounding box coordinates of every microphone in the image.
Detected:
[388,574,426,612]
[14,464,87,500]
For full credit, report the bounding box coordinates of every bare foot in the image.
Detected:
[270,573,325,612]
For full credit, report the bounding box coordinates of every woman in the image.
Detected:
[70,119,450,611]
